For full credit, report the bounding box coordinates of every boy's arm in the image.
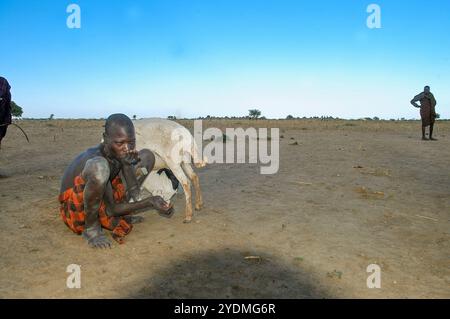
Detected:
[410,93,423,108]
[103,180,172,217]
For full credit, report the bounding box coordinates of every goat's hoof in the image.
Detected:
[183,218,192,224]
[195,203,203,211]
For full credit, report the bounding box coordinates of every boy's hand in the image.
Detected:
[121,150,141,166]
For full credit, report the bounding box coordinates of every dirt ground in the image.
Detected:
[0,119,449,299]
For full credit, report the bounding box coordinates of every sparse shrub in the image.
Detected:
[248,109,262,120]
[11,101,23,117]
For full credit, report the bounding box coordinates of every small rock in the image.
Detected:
[244,256,262,263]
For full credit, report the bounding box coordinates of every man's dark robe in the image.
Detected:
[412,92,437,127]
[0,77,12,142]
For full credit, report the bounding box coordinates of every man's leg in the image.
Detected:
[429,123,437,140]
[81,157,112,249]
[422,126,427,140]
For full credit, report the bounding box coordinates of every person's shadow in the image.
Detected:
[127,248,332,299]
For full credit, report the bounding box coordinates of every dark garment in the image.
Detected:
[413,92,437,127]
[0,77,12,139]
[0,77,11,97]
[59,174,133,244]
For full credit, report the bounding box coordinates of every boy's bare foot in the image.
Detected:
[82,226,112,249]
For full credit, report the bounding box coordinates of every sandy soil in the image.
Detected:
[0,119,449,298]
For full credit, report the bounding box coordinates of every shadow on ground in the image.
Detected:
[128,249,332,298]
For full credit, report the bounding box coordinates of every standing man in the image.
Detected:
[0,76,12,149]
[411,86,437,140]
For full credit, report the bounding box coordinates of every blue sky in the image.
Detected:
[0,0,449,119]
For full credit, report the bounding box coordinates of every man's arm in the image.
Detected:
[120,157,141,202]
[103,182,170,217]
[83,156,171,216]
[410,93,423,108]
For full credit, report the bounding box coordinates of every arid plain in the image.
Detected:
[0,119,449,298]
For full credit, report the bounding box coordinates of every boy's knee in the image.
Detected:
[83,157,110,184]
[139,149,155,167]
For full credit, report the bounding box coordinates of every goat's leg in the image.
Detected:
[166,162,193,223]
[181,162,203,211]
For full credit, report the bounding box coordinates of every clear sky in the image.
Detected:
[1,0,449,119]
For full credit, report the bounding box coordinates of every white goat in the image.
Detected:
[133,118,207,223]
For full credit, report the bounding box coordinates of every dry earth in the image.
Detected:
[0,119,449,298]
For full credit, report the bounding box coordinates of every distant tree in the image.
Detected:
[373,116,380,121]
[286,115,294,120]
[249,109,262,120]
[435,113,441,119]
[133,115,137,120]
[49,114,55,120]
[10,101,23,117]
[167,115,177,120]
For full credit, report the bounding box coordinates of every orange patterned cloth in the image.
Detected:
[58,175,133,244]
